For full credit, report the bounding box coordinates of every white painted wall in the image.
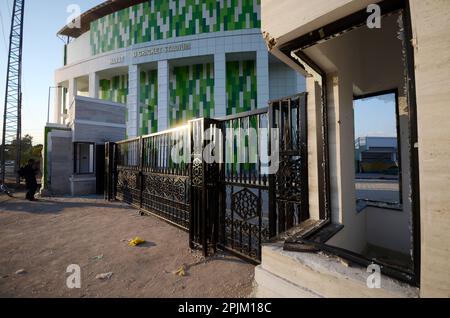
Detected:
[269,60,306,101]
[261,0,381,45]
[409,0,450,298]
[66,31,91,65]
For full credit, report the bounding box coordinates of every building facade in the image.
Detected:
[257,0,450,298]
[355,137,398,173]
[43,0,305,195]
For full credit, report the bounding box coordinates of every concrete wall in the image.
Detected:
[48,130,72,195]
[70,96,127,144]
[70,175,97,196]
[365,206,411,255]
[66,31,91,65]
[261,0,381,44]
[269,60,305,100]
[409,0,450,298]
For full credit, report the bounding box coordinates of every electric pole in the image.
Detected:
[1,0,25,185]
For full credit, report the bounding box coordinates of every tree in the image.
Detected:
[1,135,42,165]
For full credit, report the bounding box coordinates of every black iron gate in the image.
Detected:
[105,94,308,262]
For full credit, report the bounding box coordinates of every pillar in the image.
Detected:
[214,53,227,118]
[53,84,63,124]
[256,49,270,109]
[127,64,140,138]
[158,60,169,132]
[89,72,99,99]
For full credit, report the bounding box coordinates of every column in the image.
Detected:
[256,49,270,109]
[127,64,140,138]
[53,84,63,124]
[68,78,77,109]
[89,72,99,99]
[158,60,169,132]
[214,53,227,118]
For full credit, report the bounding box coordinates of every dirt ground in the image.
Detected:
[0,193,255,298]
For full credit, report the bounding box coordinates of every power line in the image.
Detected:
[6,0,12,16]
[0,9,8,53]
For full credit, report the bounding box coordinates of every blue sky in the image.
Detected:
[354,93,397,139]
[0,0,103,145]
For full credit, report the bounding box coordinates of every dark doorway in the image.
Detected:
[96,145,105,195]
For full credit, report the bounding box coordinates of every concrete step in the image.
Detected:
[255,243,418,298]
[254,265,321,298]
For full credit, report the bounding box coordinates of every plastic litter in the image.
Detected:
[91,254,104,261]
[15,269,26,275]
[173,265,187,277]
[96,272,113,280]
[129,237,146,247]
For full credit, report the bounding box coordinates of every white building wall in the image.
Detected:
[66,31,92,65]
[157,60,169,131]
[269,61,306,101]
[127,64,140,138]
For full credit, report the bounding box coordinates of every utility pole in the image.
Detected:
[1,0,25,185]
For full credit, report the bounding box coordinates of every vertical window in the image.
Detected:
[353,92,401,210]
[74,143,95,174]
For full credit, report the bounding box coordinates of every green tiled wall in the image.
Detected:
[226,60,257,115]
[140,69,158,135]
[90,0,261,55]
[169,63,214,127]
[99,75,129,104]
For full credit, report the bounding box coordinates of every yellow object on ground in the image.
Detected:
[129,237,146,247]
[173,265,187,277]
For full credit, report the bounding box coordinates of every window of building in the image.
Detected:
[353,91,401,211]
[74,143,95,174]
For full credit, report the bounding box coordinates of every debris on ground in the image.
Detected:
[129,237,146,247]
[95,272,113,280]
[15,269,27,275]
[90,254,104,261]
[173,265,187,277]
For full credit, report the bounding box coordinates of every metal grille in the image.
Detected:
[219,109,270,260]
[141,126,190,229]
[107,93,308,262]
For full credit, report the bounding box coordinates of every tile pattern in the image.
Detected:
[99,75,129,104]
[169,63,214,127]
[226,60,257,115]
[90,0,261,55]
[140,69,159,135]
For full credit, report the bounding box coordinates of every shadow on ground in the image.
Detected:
[0,195,134,215]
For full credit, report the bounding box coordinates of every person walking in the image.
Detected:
[18,159,39,201]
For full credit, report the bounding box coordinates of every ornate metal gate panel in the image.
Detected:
[115,138,141,208]
[218,109,271,260]
[107,94,308,263]
[269,94,309,236]
[141,126,191,230]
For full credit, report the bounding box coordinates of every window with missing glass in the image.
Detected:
[74,143,95,174]
[353,91,401,211]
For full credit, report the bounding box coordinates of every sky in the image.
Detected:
[354,93,397,139]
[0,0,104,145]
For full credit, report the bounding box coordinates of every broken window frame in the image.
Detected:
[277,0,421,286]
[353,89,404,209]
